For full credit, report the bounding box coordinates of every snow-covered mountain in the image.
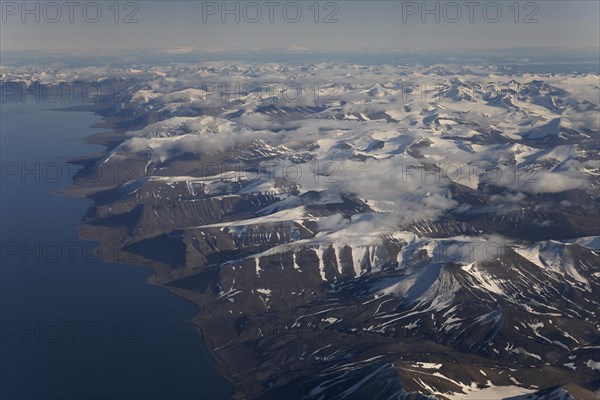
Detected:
[3,63,598,399]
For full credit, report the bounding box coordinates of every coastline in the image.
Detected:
[58,102,238,399]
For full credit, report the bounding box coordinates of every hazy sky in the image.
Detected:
[1,1,599,57]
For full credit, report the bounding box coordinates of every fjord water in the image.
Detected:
[0,99,231,399]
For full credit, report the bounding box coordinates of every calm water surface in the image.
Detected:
[0,99,231,399]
